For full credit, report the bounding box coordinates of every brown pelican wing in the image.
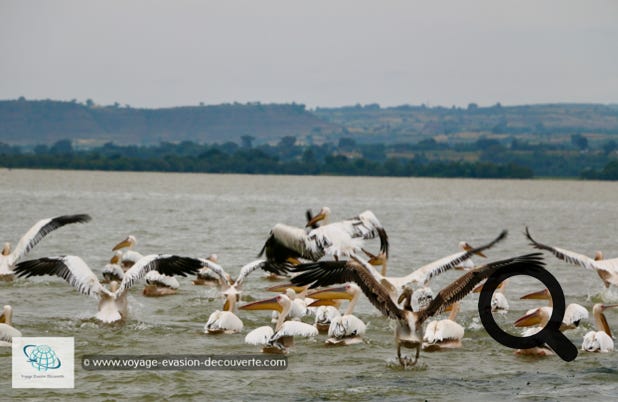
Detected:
[417,253,545,325]
[291,260,405,320]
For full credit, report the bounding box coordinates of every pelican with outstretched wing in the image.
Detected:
[291,253,545,366]
[258,208,389,272]
[14,254,204,323]
[525,227,618,288]
[0,214,91,280]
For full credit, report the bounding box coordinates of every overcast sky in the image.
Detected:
[1,0,617,109]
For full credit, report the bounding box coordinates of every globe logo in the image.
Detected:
[23,344,62,371]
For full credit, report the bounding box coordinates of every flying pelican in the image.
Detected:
[143,270,180,297]
[204,287,244,334]
[525,227,618,288]
[112,235,144,270]
[422,301,465,351]
[0,214,91,281]
[291,252,544,366]
[582,303,618,352]
[308,283,367,345]
[13,254,203,323]
[101,251,124,283]
[258,208,389,272]
[0,305,22,347]
[240,293,318,354]
[362,230,508,304]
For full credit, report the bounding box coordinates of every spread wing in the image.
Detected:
[9,214,92,266]
[117,255,204,294]
[416,253,545,325]
[291,259,405,320]
[401,230,508,287]
[13,255,108,299]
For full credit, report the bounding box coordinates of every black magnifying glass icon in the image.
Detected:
[478,263,578,362]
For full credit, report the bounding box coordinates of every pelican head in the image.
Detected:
[0,305,13,324]
[594,251,604,261]
[2,243,10,256]
[222,286,240,311]
[110,251,122,264]
[459,241,486,258]
[514,307,551,327]
[112,235,137,251]
[207,254,219,263]
[520,288,551,301]
[240,294,289,314]
[305,206,331,228]
[266,283,307,294]
[308,283,359,301]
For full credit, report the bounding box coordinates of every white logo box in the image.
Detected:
[12,337,75,389]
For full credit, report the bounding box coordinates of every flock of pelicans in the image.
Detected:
[1,207,617,367]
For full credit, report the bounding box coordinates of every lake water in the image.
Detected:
[1,169,617,400]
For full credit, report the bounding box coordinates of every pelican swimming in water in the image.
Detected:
[581,303,617,353]
[193,254,230,286]
[101,251,124,283]
[259,208,389,272]
[0,305,21,347]
[513,291,589,356]
[519,288,589,330]
[204,287,244,334]
[0,214,91,281]
[472,279,510,314]
[525,227,618,289]
[422,301,465,351]
[13,254,204,323]
[241,293,318,354]
[143,270,180,297]
[291,252,544,367]
[307,283,367,345]
[112,235,144,271]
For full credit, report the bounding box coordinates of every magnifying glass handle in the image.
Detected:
[542,331,578,362]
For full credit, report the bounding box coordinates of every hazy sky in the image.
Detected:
[1,0,617,109]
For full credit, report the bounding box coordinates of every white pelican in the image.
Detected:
[101,251,124,283]
[519,288,589,330]
[258,208,389,272]
[267,283,313,321]
[308,283,367,345]
[0,305,22,347]
[422,301,465,351]
[0,214,91,281]
[112,235,144,270]
[582,303,618,352]
[525,227,618,288]
[143,270,180,297]
[291,252,545,366]
[472,279,509,314]
[310,300,342,333]
[13,254,203,323]
[204,287,244,334]
[193,254,230,286]
[513,296,588,356]
[240,293,318,354]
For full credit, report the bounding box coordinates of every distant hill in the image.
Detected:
[0,99,342,147]
[1,99,618,147]
[314,103,618,145]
